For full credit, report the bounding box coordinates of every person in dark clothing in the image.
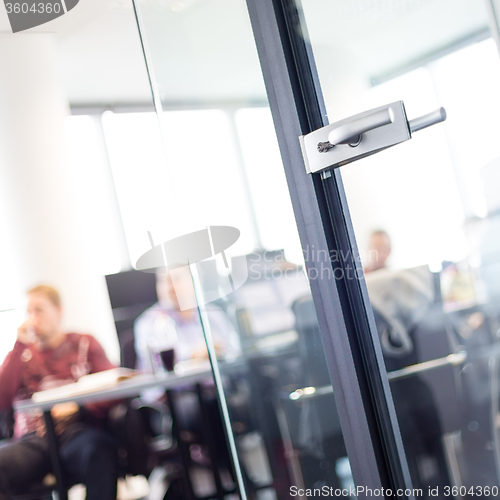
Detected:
[0,285,119,500]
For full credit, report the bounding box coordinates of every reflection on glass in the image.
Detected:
[301,0,500,494]
[133,0,352,497]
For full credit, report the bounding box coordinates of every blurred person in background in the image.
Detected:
[0,285,119,500]
[364,229,392,274]
[134,266,240,373]
[134,267,241,482]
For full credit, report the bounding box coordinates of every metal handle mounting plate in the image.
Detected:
[300,101,410,174]
[300,101,447,175]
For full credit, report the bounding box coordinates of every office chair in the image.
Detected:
[445,305,500,489]
[278,295,347,490]
[384,305,454,492]
[370,271,459,493]
[105,268,157,370]
[11,480,56,500]
[119,329,137,370]
[0,409,57,500]
[123,388,238,500]
[3,399,165,500]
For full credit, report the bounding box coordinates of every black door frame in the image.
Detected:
[245,0,414,496]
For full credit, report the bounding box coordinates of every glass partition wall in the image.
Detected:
[0,1,355,498]
[3,0,499,497]
[0,0,396,498]
[294,0,500,496]
[0,0,156,365]
[130,1,351,499]
[8,0,500,498]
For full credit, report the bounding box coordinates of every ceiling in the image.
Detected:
[0,0,493,108]
[303,0,490,81]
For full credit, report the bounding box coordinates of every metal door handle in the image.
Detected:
[408,107,447,133]
[387,350,466,382]
[318,108,394,151]
[300,101,447,174]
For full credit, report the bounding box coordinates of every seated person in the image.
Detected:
[134,267,240,470]
[134,267,240,373]
[0,285,119,500]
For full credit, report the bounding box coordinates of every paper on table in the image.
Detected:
[32,368,139,403]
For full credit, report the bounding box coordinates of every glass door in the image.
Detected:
[130,0,500,497]
[286,0,500,497]
[128,1,362,499]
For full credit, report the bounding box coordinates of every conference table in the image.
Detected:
[12,329,300,500]
[15,365,216,412]
[14,363,229,500]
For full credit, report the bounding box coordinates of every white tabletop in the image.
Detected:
[14,368,214,412]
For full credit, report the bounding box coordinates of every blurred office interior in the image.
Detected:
[3,0,500,498]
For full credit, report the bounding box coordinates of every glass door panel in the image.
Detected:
[299,0,500,494]
[132,1,352,498]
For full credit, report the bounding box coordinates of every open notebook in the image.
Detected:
[31,368,139,403]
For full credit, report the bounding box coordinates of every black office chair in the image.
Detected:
[382,306,454,493]
[122,390,238,500]
[4,400,165,500]
[278,295,347,490]
[0,408,61,500]
[119,329,137,370]
[11,480,56,500]
[364,266,463,492]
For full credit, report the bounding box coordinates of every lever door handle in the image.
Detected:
[300,101,448,174]
[321,108,394,150]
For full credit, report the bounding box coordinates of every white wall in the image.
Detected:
[0,35,119,363]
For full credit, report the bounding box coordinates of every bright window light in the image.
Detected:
[430,38,500,218]
[65,115,124,275]
[341,39,500,271]
[102,110,255,269]
[235,107,304,266]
